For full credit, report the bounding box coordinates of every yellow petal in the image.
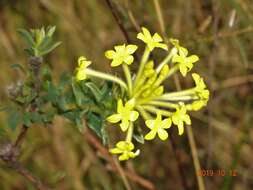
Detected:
[124,55,134,65]
[110,148,122,154]
[129,111,139,121]
[76,70,87,81]
[145,120,155,129]
[107,114,121,123]
[115,44,125,52]
[128,151,138,158]
[144,130,157,140]
[187,55,199,63]
[178,121,184,135]
[116,141,127,149]
[119,153,129,161]
[126,142,134,151]
[172,115,179,125]
[117,99,124,113]
[142,27,152,39]
[126,45,138,54]
[78,56,86,66]
[161,118,172,129]
[158,129,168,140]
[111,60,122,67]
[120,120,129,131]
[137,33,146,42]
[179,47,188,56]
[157,43,168,51]
[153,33,163,42]
[183,114,191,125]
[105,50,116,59]
[172,54,183,63]
[179,65,188,77]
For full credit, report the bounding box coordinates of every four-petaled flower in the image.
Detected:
[172,47,199,77]
[107,99,139,131]
[75,56,92,81]
[105,44,138,67]
[110,141,140,161]
[192,73,209,99]
[172,103,191,135]
[137,27,168,51]
[145,113,172,141]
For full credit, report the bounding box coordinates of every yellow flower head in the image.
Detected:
[192,73,210,99]
[107,99,139,131]
[105,44,138,67]
[145,113,172,141]
[137,27,168,51]
[172,103,191,135]
[75,56,92,81]
[172,47,199,77]
[110,141,140,161]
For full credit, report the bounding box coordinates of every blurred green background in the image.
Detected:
[0,0,253,189]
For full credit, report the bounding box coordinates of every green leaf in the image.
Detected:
[133,127,145,144]
[87,112,103,138]
[59,72,71,90]
[72,79,87,107]
[38,41,61,56]
[24,48,34,56]
[23,112,32,126]
[37,36,52,52]
[30,112,42,123]
[8,110,21,130]
[85,82,103,101]
[42,112,55,124]
[17,29,35,47]
[45,81,58,103]
[47,26,56,37]
[10,63,26,73]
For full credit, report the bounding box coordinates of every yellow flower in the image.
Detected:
[192,73,209,99]
[172,47,199,76]
[105,44,138,67]
[137,27,167,51]
[110,141,140,161]
[186,99,208,111]
[145,113,171,141]
[75,56,92,81]
[172,103,191,135]
[107,99,139,131]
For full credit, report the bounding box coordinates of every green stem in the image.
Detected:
[156,47,177,73]
[147,100,178,109]
[122,64,132,96]
[142,105,173,117]
[165,65,180,79]
[157,95,198,101]
[161,88,196,99]
[86,68,127,90]
[134,47,150,86]
[126,122,134,142]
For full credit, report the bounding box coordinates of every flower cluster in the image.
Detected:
[75,27,209,161]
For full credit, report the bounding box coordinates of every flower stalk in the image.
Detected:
[85,69,128,90]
